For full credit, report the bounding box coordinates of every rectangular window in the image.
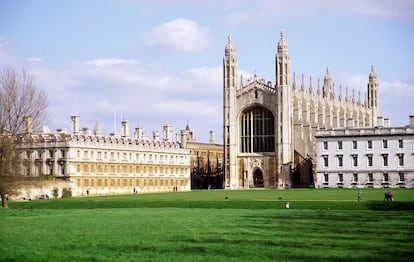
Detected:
[337,141,343,150]
[398,139,403,149]
[398,154,404,166]
[49,150,54,158]
[367,140,372,149]
[352,140,357,150]
[337,155,343,167]
[323,155,329,168]
[324,173,328,183]
[368,173,373,182]
[338,173,343,183]
[383,139,388,149]
[367,154,373,167]
[383,173,389,182]
[323,141,328,150]
[60,150,65,158]
[353,173,358,183]
[352,155,358,167]
[399,172,405,182]
[382,154,388,167]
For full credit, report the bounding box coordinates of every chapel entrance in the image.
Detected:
[253,169,264,187]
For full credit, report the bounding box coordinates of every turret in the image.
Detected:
[223,35,238,188]
[367,65,379,126]
[275,30,293,188]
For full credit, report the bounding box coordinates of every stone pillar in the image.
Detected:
[71,116,80,134]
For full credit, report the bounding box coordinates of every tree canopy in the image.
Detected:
[0,67,48,208]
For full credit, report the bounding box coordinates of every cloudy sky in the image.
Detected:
[1,0,413,142]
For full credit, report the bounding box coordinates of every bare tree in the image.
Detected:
[0,67,48,208]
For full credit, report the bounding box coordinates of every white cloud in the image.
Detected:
[142,18,211,52]
[23,57,222,142]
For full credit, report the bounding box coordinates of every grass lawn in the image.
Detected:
[1,189,413,261]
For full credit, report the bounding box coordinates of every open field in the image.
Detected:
[1,189,414,261]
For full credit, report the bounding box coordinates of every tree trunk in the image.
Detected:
[1,193,8,208]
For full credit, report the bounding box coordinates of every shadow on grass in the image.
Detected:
[365,201,414,211]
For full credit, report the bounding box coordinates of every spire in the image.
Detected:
[352,89,355,104]
[369,64,377,79]
[358,91,361,105]
[317,78,321,96]
[225,35,235,55]
[338,85,342,101]
[309,76,313,95]
[292,72,297,90]
[345,86,349,103]
[278,30,288,50]
[300,73,305,92]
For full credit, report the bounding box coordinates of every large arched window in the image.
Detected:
[240,107,275,153]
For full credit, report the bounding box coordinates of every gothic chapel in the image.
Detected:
[223,31,379,189]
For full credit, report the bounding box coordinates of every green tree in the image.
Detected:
[0,67,48,208]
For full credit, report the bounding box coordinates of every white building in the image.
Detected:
[315,116,414,188]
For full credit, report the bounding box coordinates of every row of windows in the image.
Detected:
[323,138,405,151]
[322,153,405,168]
[80,177,188,188]
[323,172,406,183]
[25,149,66,159]
[79,150,187,164]
[76,164,188,175]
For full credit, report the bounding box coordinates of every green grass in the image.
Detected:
[1,189,414,261]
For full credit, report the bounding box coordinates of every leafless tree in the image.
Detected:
[0,67,48,208]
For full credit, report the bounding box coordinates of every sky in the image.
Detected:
[0,0,413,142]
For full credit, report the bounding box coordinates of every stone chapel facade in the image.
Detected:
[223,31,379,189]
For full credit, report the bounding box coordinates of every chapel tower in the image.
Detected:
[275,31,293,187]
[367,65,379,126]
[223,35,238,188]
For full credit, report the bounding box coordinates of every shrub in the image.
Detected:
[61,188,72,198]
[52,188,59,199]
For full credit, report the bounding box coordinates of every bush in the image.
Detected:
[52,188,59,199]
[61,188,72,198]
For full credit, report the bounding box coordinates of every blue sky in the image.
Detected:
[1,0,413,142]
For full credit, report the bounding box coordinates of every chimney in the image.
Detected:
[180,129,188,148]
[71,116,80,134]
[134,126,143,139]
[94,120,102,135]
[209,130,215,144]
[409,115,414,128]
[347,118,354,129]
[163,124,172,141]
[23,116,33,134]
[121,120,129,137]
[153,131,160,141]
[384,118,390,127]
[377,116,384,127]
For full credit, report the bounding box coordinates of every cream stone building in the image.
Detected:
[16,116,191,198]
[223,31,379,189]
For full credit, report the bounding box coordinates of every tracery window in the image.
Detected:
[240,107,275,153]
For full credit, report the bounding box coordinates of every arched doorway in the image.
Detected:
[253,169,264,187]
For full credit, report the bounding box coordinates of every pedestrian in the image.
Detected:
[358,190,362,202]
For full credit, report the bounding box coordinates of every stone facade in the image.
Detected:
[223,31,379,189]
[16,116,191,199]
[315,116,414,188]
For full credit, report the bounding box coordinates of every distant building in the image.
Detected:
[315,116,414,188]
[223,31,379,189]
[16,116,191,198]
